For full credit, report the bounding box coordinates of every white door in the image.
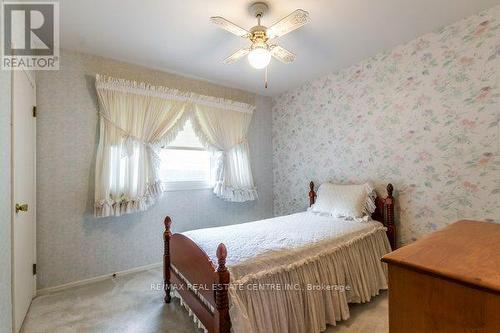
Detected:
[12,69,36,333]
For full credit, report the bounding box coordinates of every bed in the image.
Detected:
[163,182,396,333]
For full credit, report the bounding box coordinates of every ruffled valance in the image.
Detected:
[95,74,255,114]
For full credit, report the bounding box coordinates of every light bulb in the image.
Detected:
[248,47,271,69]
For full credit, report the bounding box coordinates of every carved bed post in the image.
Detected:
[309,181,317,207]
[215,243,231,333]
[163,216,172,303]
[384,184,396,249]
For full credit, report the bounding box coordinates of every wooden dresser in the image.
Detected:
[382,220,500,333]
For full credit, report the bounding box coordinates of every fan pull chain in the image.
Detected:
[265,66,268,89]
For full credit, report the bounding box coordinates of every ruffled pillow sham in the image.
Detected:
[311,182,376,218]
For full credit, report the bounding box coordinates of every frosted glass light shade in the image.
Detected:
[248,47,271,69]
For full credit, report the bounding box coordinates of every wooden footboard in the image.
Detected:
[164,217,230,333]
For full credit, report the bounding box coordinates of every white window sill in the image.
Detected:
[163,181,213,192]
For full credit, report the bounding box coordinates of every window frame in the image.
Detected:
[160,143,217,192]
[163,179,213,192]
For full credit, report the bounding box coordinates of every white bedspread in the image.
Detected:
[180,212,391,333]
[183,212,384,282]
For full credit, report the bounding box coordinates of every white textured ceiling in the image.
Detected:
[60,0,500,96]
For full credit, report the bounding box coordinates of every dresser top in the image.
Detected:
[382,220,500,293]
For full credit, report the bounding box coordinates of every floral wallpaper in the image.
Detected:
[272,6,500,245]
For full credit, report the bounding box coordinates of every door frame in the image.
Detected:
[11,67,37,332]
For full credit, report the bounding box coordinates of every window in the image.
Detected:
[159,120,217,191]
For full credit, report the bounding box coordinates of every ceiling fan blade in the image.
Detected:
[210,16,250,38]
[266,9,310,39]
[223,48,250,64]
[270,45,296,64]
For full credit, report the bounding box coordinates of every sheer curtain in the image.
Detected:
[95,75,190,217]
[94,75,257,217]
[192,105,257,202]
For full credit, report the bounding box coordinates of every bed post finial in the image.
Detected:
[163,216,172,303]
[387,183,394,198]
[215,243,230,333]
[384,184,396,249]
[164,216,172,231]
[309,181,317,207]
[216,243,227,268]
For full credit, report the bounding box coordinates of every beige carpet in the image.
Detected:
[22,268,388,333]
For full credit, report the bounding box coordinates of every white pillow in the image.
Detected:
[311,182,376,218]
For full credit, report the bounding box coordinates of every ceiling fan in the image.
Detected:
[210,2,310,81]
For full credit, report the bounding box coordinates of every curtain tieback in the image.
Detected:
[99,114,161,172]
[237,137,248,145]
[224,137,248,153]
[99,113,146,142]
[216,138,248,182]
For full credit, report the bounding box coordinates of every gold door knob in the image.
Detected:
[15,203,28,213]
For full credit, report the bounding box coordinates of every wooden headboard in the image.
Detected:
[308,182,396,249]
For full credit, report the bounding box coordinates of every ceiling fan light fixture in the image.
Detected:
[212,2,310,84]
[248,46,271,69]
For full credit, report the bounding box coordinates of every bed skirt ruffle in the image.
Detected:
[174,228,391,333]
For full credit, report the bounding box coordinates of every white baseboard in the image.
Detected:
[36,262,162,296]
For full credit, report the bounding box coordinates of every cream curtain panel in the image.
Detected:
[94,75,256,217]
[193,105,257,202]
